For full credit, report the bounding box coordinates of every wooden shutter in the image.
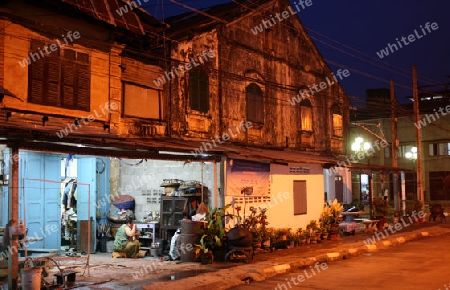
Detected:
[293,180,307,215]
[75,62,90,111]
[28,40,46,104]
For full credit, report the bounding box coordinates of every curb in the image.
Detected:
[142,226,449,290]
[242,229,436,288]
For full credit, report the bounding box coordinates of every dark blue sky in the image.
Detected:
[146,0,450,106]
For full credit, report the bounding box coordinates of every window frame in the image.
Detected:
[293,180,307,215]
[246,83,264,124]
[27,39,90,111]
[331,105,343,137]
[122,81,164,120]
[300,99,313,132]
[188,67,209,113]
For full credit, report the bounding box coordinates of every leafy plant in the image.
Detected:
[200,204,236,251]
[405,199,423,216]
[232,203,269,242]
[373,197,390,217]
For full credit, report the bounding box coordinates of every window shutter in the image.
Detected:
[75,63,90,111]
[28,40,45,104]
[293,180,307,215]
[189,68,209,113]
[46,54,60,106]
[61,61,75,108]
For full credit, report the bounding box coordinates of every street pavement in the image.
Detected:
[231,231,450,290]
[2,221,449,289]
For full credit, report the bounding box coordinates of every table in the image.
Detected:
[135,222,159,244]
[339,222,360,235]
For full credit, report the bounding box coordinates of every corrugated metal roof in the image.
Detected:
[60,0,167,35]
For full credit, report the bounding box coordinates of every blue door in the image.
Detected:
[20,151,61,250]
[76,157,97,251]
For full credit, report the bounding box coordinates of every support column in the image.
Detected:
[8,146,19,289]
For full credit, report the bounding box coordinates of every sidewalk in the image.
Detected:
[5,222,450,289]
[140,222,450,290]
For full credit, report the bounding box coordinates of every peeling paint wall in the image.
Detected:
[167,0,349,155]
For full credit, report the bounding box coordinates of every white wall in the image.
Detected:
[224,163,326,230]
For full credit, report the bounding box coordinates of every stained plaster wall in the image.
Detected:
[111,159,220,221]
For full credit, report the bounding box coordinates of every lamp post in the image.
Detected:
[405,147,417,163]
[405,146,418,202]
[351,137,374,218]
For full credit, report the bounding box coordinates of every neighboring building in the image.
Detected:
[163,0,351,228]
[0,0,169,250]
[350,87,450,210]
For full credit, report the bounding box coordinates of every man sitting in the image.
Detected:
[113,216,140,258]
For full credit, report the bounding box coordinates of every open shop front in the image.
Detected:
[0,144,221,265]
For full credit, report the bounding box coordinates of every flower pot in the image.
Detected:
[262,239,270,249]
[227,227,253,247]
[253,241,262,250]
[212,247,227,262]
[200,252,213,264]
[305,238,310,244]
[328,224,340,241]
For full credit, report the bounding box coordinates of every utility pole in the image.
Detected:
[412,65,425,209]
[390,79,399,212]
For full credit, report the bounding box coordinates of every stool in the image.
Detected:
[112,251,127,258]
[54,269,77,286]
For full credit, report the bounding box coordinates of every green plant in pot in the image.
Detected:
[195,235,214,264]
[202,204,237,261]
[405,199,423,220]
[373,197,389,230]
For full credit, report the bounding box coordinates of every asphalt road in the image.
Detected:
[231,232,450,290]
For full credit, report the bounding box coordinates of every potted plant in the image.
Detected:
[201,204,237,261]
[324,199,343,240]
[303,228,311,244]
[405,199,423,222]
[321,227,329,240]
[195,235,214,264]
[373,197,389,230]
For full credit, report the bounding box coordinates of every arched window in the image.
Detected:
[246,83,264,124]
[189,68,209,113]
[332,105,343,137]
[300,99,313,131]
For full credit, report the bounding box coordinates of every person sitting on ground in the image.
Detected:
[113,216,140,258]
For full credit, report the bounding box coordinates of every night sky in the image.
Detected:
[145,0,450,106]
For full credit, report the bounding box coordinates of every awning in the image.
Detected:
[347,163,414,173]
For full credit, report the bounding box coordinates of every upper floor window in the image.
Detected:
[28,39,90,111]
[332,105,343,137]
[300,99,313,131]
[246,83,264,124]
[189,68,209,113]
[123,82,163,120]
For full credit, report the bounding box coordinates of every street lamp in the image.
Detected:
[351,137,372,154]
[405,146,417,161]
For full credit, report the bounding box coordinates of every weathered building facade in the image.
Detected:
[164,0,351,227]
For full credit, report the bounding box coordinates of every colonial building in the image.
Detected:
[163,0,351,228]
